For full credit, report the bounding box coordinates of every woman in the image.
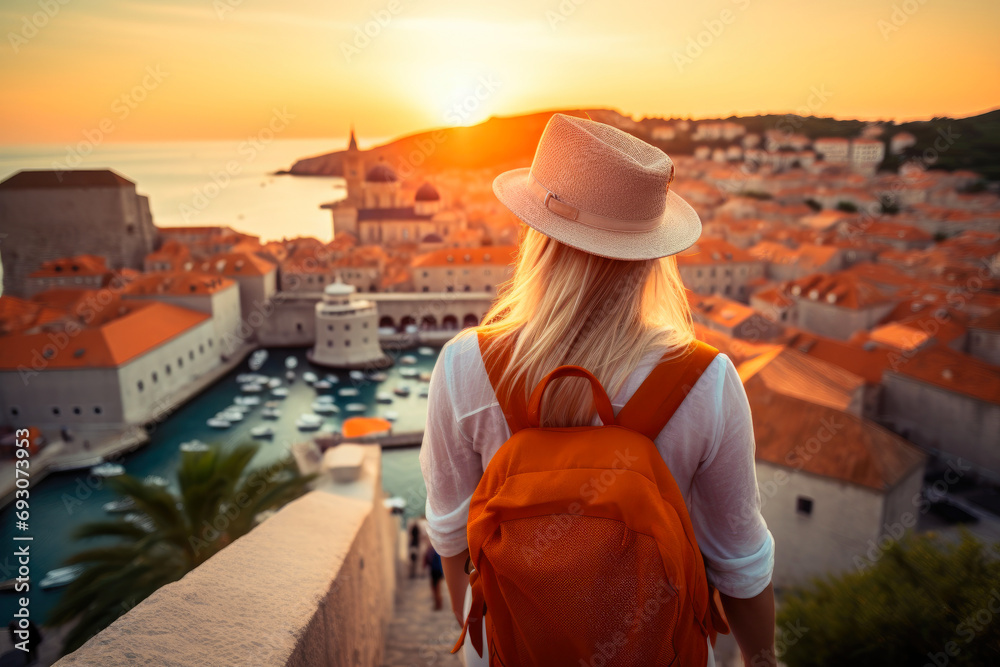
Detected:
[419,114,775,666]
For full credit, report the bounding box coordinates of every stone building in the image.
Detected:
[0,296,220,428]
[675,238,765,301]
[411,246,516,294]
[322,131,466,245]
[0,170,157,297]
[749,385,926,589]
[307,282,390,370]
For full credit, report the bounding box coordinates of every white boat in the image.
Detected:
[249,349,268,371]
[267,377,283,389]
[227,403,251,413]
[180,440,210,453]
[313,380,333,390]
[418,372,432,383]
[251,425,275,438]
[311,401,339,415]
[103,498,136,513]
[91,462,125,478]
[124,512,156,532]
[295,414,323,430]
[368,371,388,382]
[418,387,429,398]
[346,403,367,412]
[338,387,360,397]
[400,355,417,365]
[261,407,282,420]
[393,385,411,397]
[236,373,258,383]
[144,475,169,488]
[405,324,419,335]
[285,370,296,381]
[242,383,264,393]
[207,417,231,429]
[285,355,299,369]
[349,370,366,382]
[271,387,289,398]
[40,565,85,590]
[219,410,244,422]
[324,374,340,384]
[399,368,419,378]
[418,347,435,356]
[314,394,335,403]
[376,391,393,404]
[384,410,399,422]
[234,395,260,406]
[303,371,319,384]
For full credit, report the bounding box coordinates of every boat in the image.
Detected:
[314,394,335,403]
[267,377,283,389]
[250,425,275,438]
[180,440,210,453]
[285,355,299,369]
[384,410,399,422]
[248,349,268,371]
[404,324,419,335]
[234,395,260,406]
[295,414,323,430]
[261,407,282,420]
[303,371,319,384]
[375,391,393,404]
[91,462,125,478]
[207,417,231,429]
[103,498,136,513]
[285,370,296,381]
[311,401,339,415]
[338,387,360,397]
[346,403,367,412]
[324,374,340,384]
[124,512,156,532]
[418,372,432,382]
[418,347,435,356]
[219,410,244,422]
[400,355,417,365]
[271,387,289,398]
[242,382,264,393]
[418,387,429,398]
[399,368,419,378]
[313,380,333,390]
[393,385,411,397]
[349,370,366,382]
[40,565,85,590]
[367,371,388,382]
[144,475,169,488]
[226,403,250,413]
[236,373,258,383]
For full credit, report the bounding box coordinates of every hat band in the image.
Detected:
[526,173,663,233]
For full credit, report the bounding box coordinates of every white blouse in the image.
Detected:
[419,329,775,599]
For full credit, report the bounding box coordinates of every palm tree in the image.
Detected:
[49,442,315,654]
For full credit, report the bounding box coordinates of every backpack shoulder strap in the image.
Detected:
[477,328,531,434]
[615,340,720,440]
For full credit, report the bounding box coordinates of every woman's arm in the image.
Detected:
[721,582,776,666]
[442,549,471,625]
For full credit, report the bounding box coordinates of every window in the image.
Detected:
[189,351,195,361]
[485,285,492,292]
[422,271,429,278]
[198,344,204,354]
[362,322,368,329]
[208,339,213,347]
[138,380,144,392]
[152,372,158,383]
[796,496,814,516]
[328,324,333,331]
[166,364,172,375]
[345,324,351,331]
[94,406,102,415]
[446,285,454,293]
[296,323,303,332]
[73,407,81,415]
[10,407,19,416]
[363,337,368,343]
[52,406,60,416]
[422,286,429,292]
[345,339,351,346]
[327,340,332,347]
[178,357,184,368]
[463,285,471,292]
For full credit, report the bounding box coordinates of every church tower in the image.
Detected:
[343,126,365,207]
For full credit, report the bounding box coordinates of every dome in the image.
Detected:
[414,182,441,202]
[323,281,356,297]
[420,233,443,243]
[365,163,397,183]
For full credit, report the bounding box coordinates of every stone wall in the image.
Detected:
[55,445,398,667]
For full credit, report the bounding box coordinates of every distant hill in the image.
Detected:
[281,107,1000,181]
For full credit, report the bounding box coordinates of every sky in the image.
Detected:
[1,0,999,145]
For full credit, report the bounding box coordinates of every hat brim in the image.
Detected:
[492,167,702,261]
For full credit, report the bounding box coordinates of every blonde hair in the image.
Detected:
[479,226,696,427]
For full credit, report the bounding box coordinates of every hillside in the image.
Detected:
[281,108,1000,181]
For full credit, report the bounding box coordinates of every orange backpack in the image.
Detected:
[452,331,730,666]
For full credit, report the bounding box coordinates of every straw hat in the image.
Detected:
[493,113,701,261]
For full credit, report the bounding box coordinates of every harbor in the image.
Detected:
[0,345,437,625]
